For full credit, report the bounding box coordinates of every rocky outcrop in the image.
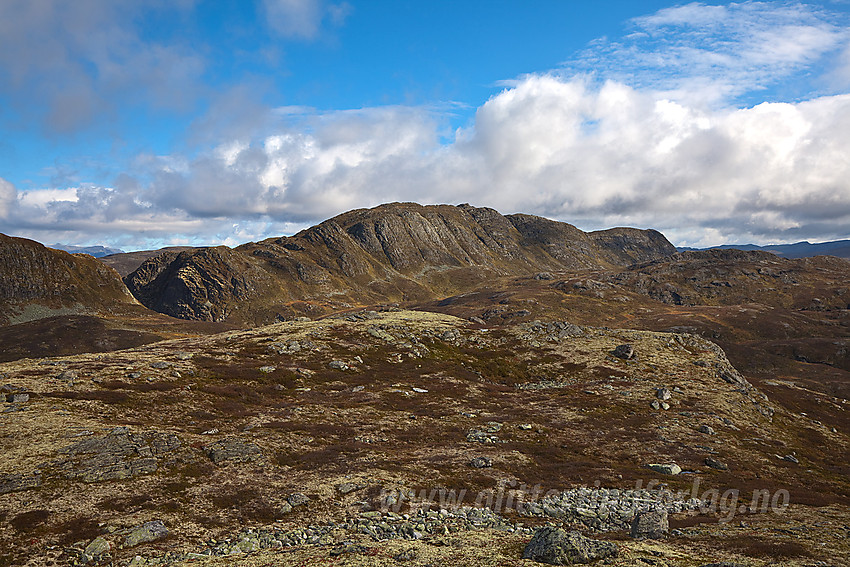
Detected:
[124,246,277,322]
[54,427,181,483]
[125,203,677,324]
[0,234,137,324]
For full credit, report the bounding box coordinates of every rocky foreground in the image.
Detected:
[1,309,847,566]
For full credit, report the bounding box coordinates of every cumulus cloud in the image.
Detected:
[5,1,850,249]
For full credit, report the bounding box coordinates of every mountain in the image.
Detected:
[100,246,198,277]
[0,234,137,326]
[49,243,124,257]
[124,202,676,324]
[678,239,850,260]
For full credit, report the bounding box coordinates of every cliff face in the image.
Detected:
[125,203,677,324]
[0,234,137,324]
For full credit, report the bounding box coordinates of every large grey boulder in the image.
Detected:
[630,510,668,539]
[522,527,618,564]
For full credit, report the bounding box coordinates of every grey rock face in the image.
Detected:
[698,424,716,435]
[630,510,668,539]
[124,520,169,547]
[522,527,618,564]
[204,437,264,465]
[655,387,672,400]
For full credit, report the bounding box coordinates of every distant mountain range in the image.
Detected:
[49,243,124,257]
[677,239,850,260]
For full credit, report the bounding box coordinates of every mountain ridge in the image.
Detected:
[124,202,677,324]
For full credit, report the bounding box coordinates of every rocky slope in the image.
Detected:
[0,234,138,326]
[124,203,676,325]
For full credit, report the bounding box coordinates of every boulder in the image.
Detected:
[522,527,618,564]
[612,344,635,360]
[630,510,668,539]
[646,463,682,475]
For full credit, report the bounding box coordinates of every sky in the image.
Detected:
[1,1,850,251]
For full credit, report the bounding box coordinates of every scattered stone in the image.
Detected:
[705,457,729,471]
[204,437,264,465]
[782,454,800,464]
[201,428,219,435]
[698,425,716,435]
[287,492,310,507]
[469,316,486,325]
[466,422,503,443]
[329,360,350,371]
[469,457,492,468]
[534,272,555,280]
[655,387,672,400]
[276,501,293,515]
[522,527,618,565]
[259,366,276,373]
[352,385,365,392]
[124,520,168,548]
[650,400,661,410]
[150,361,171,369]
[126,372,142,379]
[612,344,635,360]
[646,463,682,475]
[0,471,42,494]
[412,387,428,393]
[5,392,29,403]
[630,510,669,539]
[519,424,533,430]
[660,402,670,410]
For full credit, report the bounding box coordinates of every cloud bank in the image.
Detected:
[3,1,850,249]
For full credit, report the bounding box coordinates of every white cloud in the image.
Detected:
[0,177,17,218]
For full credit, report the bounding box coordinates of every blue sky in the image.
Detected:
[1,1,850,250]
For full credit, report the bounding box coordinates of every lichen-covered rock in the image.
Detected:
[522,527,618,564]
[124,520,168,547]
[82,536,111,563]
